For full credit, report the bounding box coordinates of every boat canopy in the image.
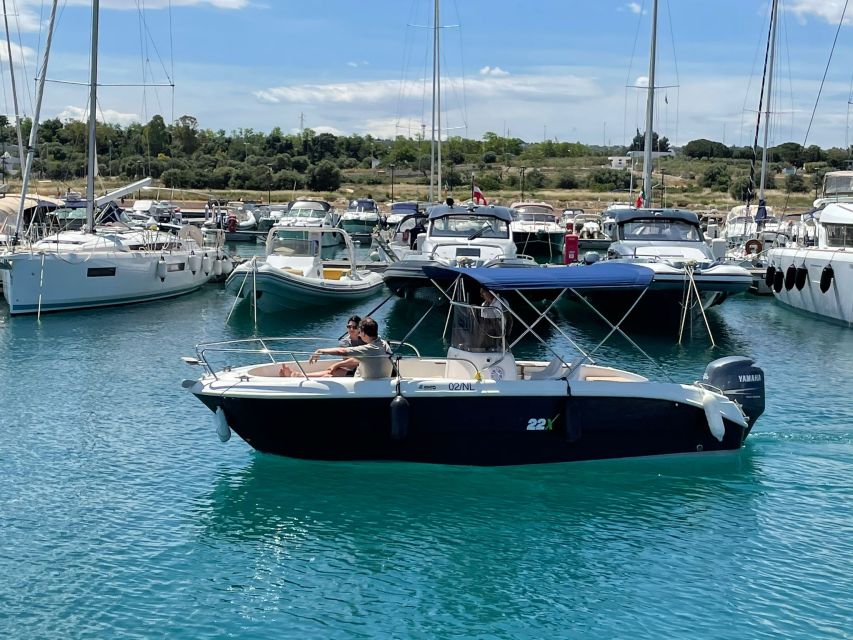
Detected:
[612,208,699,225]
[818,202,853,225]
[423,263,654,291]
[427,204,513,222]
[390,201,423,213]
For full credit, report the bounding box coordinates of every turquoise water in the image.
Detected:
[1,250,851,638]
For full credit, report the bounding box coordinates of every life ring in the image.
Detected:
[795,265,808,291]
[784,265,796,291]
[820,265,834,293]
[764,265,776,288]
[744,238,763,255]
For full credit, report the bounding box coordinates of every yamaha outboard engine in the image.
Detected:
[703,356,765,427]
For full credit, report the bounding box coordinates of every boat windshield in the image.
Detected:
[269,232,321,257]
[347,200,378,213]
[450,302,508,353]
[825,223,853,248]
[621,219,701,241]
[514,212,555,223]
[287,208,325,219]
[430,215,510,239]
[823,173,853,197]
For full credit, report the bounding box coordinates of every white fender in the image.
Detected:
[201,254,212,275]
[221,258,234,275]
[188,253,202,274]
[214,407,231,442]
[156,258,167,281]
[213,258,223,276]
[702,391,726,442]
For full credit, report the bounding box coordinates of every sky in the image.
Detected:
[1,0,852,149]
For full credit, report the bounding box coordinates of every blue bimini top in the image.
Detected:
[422,263,654,291]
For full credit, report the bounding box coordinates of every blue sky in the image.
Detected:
[1,0,852,149]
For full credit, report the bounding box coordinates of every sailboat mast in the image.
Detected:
[428,0,438,202]
[642,0,658,208]
[86,0,100,233]
[2,0,26,171]
[435,0,442,203]
[758,0,778,203]
[13,0,59,240]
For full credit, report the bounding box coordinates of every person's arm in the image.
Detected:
[329,357,359,374]
[309,345,350,364]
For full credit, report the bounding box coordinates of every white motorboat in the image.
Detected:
[509,201,565,256]
[184,263,765,465]
[272,199,341,247]
[224,226,384,311]
[765,202,853,325]
[378,203,537,297]
[340,198,381,237]
[593,208,753,323]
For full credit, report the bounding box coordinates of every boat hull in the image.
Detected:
[225,265,384,311]
[196,389,748,465]
[0,250,212,315]
[767,247,853,325]
[340,218,378,237]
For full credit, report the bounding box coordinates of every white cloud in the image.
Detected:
[479,66,509,77]
[0,42,35,63]
[634,76,649,88]
[787,0,853,25]
[57,105,139,126]
[9,0,246,31]
[626,2,642,14]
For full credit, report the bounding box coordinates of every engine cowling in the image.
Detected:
[703,356,765,426]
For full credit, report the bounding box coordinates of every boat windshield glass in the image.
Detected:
[824,174,853,196]
[430,215,510,239]
[825,223,853,248]
[269,233,321,256]
[288,208,325,219]
[347,200,378,213]
[514,212,555,223]
[450,303,507,353]
[621,219,701,241]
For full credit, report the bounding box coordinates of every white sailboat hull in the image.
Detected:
[0,248,214,315]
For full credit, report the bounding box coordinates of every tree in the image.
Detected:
[682,138,732,159]
[785,172,807,193]
[308,159,341,191]
[629,128,669,152]
[554,172,579,189]
[172,115,199,155]
[482,151,497,164]
[143,115,169,156]
[699,164,731,191]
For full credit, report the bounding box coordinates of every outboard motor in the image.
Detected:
[703,356,765,427]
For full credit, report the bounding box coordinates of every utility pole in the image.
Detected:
[520,166,526,201]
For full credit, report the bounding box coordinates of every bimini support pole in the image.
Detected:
[225,256,255,325]
[678,263,716,347]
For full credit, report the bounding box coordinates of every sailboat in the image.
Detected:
[377,0,535,298]
[0,0,227,316]
[586,0,752,326]
[719,0,787,294]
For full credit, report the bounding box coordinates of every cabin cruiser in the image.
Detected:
[377,203,537,297]
[565,210,613,254]
[384,201,426,228]
[765,202,853,325]
[203,201,261,242]
[813,170,853,210]
[271,199,341,247]
[224,226,383,311]
[184,263,765,465]
[588,208,752,323]
[128,200,183,226]
[340,198,381,237]
[509,201,564,256]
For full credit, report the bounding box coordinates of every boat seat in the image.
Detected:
[526,357,567,380]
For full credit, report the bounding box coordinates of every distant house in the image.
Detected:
[608,156,632,169]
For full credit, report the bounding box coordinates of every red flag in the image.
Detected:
[473,184,488,205]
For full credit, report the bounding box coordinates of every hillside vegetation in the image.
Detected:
[2,115,845,213]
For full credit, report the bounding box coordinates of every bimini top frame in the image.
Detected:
[423,263,674,381]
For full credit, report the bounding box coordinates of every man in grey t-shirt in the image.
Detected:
[279,317,392,379]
